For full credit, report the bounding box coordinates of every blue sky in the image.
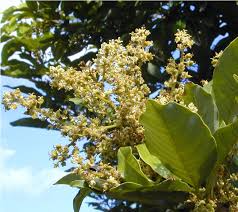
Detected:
[0,1,98,212]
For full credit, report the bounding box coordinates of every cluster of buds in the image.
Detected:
[74,157,122,191]
[215,170,238,211]
[2,88,44,119]
[187,166,238,211]
[156,29,197,113]
[211,50,223,68]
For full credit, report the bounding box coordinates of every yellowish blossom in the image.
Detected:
[156,29,197,112]
[211,50,223,68]
[2,27,153,190]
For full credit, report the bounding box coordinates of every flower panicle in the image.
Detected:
[2,27,154,191]
[156,29,197,113]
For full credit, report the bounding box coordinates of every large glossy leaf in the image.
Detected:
[213,37,238,124]
[136,143,172,179]
[213,119,238,164]
[183,82,219,133]
[118,146,152,186]
[140,100,217,188]
[73,188,91,212]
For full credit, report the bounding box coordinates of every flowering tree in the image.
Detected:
[3,28,238,211]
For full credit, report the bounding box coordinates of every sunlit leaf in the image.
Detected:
[140,100,217,188]
[118,146,153,186]
[183,82,219,133]
[214,119,238,164]
[136,143,172,179]
[213,37,238,124]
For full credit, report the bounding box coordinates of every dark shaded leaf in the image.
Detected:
[10,118,49,128]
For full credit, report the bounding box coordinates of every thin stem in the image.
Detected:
[102,123,118,131]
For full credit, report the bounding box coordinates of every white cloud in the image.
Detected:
[0,0,22,13]
[0,146,66,195]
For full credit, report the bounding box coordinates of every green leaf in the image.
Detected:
[1,39,21,65]
[142,179,193,193]
[202,80,213,94]
[118,146,152,185]
[206,119,238,195]
[26,1,39,11]
[54,173,85,188]
[10,118,49,128]
[1,6,18,23]
[69,98,83,105]
[140,100,217,188]
[17,23,31,36]
[73,188,91,212]
[213,119,238,164]
[183,82,219,133]
[0,34,12,42]
[234,74,238,103]
[111,190,189,206]
[136,143,172,179]
[219,120,226,128]
[70,180,86,189]
[213,37,238,124]
[110,182,143,193]
[110,179,192,194]
[54,173,80,185]
[108,181,190,206]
